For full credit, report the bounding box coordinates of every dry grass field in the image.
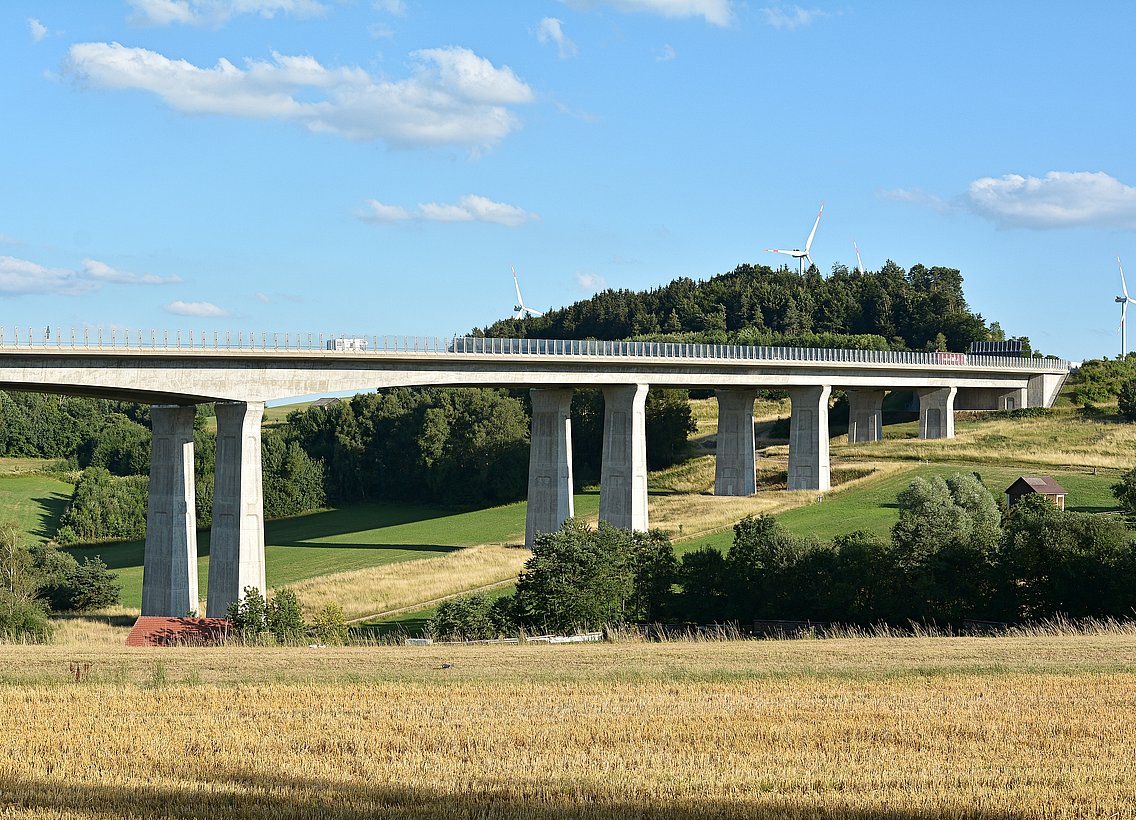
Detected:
[287,543,532,622]
[1,635,1134,818]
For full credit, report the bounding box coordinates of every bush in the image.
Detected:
[33,546,120,612]
[266,588,306,644]
[57,467,147,543]
[311,603,349,646]
[427,594,514,641]
[227,586,268,639]
[1119,379,1136,421]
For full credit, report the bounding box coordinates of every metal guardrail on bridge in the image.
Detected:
[0,327,1070,371]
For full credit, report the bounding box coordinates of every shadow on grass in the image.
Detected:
[0,772,1039,820]
[31,493,70,540]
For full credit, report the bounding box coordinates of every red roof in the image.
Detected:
[1005,476,1067,496]
[125,617,231,647]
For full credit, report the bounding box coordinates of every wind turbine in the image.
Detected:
[1117,257,1135,357]
[512,266,543,319]
[766,202,824,276]
[854,241,866,275]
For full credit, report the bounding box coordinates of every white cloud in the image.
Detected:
[0,256,91,295]
[564,0,733,26]
[127,0,327,27]
[657,43,677,61]
[575,271,607,290]
[82,258,181,284]
[373,0,406,14]
[66,43,534,149]
[0,233,18,246]
[164,300,229,317]
[964,171,1136,229]
[879,187,953,213]
[760,4,827,30]
[28,18,48,41]
[0,255,184,296]
[537,18,579,59]
[358,194,538,226]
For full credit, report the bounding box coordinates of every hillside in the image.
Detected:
[482,261,1016,355]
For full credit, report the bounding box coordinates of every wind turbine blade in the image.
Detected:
[1121,257,1129,300]
[1121,300,1129,333]
[765,248,795,256]
[512,266,525,305]
[804,202,824,253]
[854,241,865,275]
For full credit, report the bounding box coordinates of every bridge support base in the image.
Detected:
[714,388,756,496]
[599,384,649,531]
[141,405,199,617]
[525,389,575,548]
[847,389,885,444]
[918,386,957,439]
[787,385,831,491]
[206,401,266,618]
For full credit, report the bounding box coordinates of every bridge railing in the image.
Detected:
[0,327,1070,371]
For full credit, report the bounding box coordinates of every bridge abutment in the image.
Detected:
[141,405,199,617]
[525,388,575,547]
[787,385,831,491]
[714,388,756,496]
[918,386,957,439]
[846,388,885,444]
[206,401,266,618]
[599,384,649,531]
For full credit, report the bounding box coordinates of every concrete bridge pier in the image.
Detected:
[918,386,957,439]
[141,405,199,617]
[846,388,886,444]
[525,388,575,548]
[714,388,756,496]
[206,401,266,618]
[599,384,649,531]
[787,385,832,491]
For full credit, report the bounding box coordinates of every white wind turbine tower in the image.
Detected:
[854,241,866,275]
[512,266,544,319]
[766,202,824,276]
[1117,257,1135,357]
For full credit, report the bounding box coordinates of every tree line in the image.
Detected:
[429,473,1136,639]
[481,262,1012,354]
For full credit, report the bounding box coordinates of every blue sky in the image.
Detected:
[2,1,1134,362]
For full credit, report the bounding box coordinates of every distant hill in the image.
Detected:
[482,262,1011,353]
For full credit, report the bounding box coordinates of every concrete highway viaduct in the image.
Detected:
[0,333,1069,618]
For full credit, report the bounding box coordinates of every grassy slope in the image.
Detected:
[66,492,602,610]
[8,398,1135,624]
[0,468,71,542]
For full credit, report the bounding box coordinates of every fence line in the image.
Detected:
[0,328,1070,371]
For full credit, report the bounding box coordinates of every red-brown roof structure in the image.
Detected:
[125,617,231,647]
[1006,476,1067,496]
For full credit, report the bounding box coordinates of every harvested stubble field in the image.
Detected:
[1,635,1135,818]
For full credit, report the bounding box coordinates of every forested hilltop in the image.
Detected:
[482,262,1015,353]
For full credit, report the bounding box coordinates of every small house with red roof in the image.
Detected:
[1005,476,1067,511]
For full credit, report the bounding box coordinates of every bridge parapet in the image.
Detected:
[0,328,1071,373]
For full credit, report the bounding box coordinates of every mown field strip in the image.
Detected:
[0,636,1134,818]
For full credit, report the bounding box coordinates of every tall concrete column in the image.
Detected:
[787,385,831,491]
[141,404,198,617]
[846,388,886,444]
[599,384,649,531]
[525,388,575,548]
[714,388,756,496]
[206,401,266,618]
[918,386,957,439]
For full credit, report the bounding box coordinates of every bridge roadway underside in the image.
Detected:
[0,349,1067,616]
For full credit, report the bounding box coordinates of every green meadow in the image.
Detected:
[64,491,601,610]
